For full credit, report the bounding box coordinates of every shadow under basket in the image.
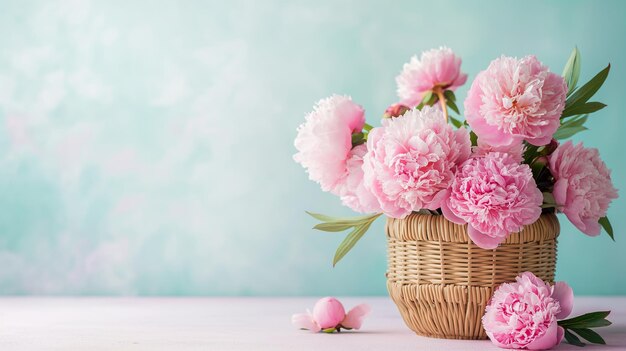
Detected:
[386,213,559,340]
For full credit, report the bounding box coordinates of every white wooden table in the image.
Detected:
[0,297,624,350]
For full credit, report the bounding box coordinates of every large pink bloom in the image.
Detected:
[465,56,567,147]
[548,141,618,236]
[293,95,365,193]
[363,106,471,218]
[441,152,543,249]
[396,47,467,107]
[334,144,381,213]
[483,272,574,350]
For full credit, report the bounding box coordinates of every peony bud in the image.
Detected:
[312,297,346,329]
[383,103,409,118]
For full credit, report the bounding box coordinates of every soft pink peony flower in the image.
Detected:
[465,56,567,147]
[548,141,618,236]
[291,297,371,333]
[473,139,525,163]
[334,144,382,213]
[396,47,467,107]
[483,272,574,350]
[363,106,471,218]
[294,95,365,193]
[441,152,543,249]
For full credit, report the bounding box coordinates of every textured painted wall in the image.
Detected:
[0,0,624,295]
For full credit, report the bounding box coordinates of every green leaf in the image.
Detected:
[322,328,336,333]
[564,64,610,116]
[313,222,355,232]
[599,216,614,241]
[564,329,586,347]
[562,101,606,118]
[559,311,612,329]
[553,126,588,140]
[332,217,379,266]
[421,91,434,105]
[449,116,463,128]
[306,211,338,222]
[446,99,460,114]
[306,211,379,223]
[571,328,606,345]
[469,131,478,147]
[443,90,456,102]
[561,114,588,127]
[563,47,582,96]
[543,192,557,205]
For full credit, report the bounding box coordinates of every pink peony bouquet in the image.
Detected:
[294,46,617,261]
[293,46,617,349]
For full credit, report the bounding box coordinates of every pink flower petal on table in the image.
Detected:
[291,312,321,332]
[341,304,371,330]
[552,281,574,319]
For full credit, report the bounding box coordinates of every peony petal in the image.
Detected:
[292,312,321,332]
[341,304,371,330]
[440,198,466,225]
[552,281,574,319]
[581,217,602,237]
[551,179,568,207]
[526,320,560,350]
[468,225,503,249]
[557,326,565,345]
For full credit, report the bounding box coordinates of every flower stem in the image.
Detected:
[434,87,448,123]
[363,122,373,132]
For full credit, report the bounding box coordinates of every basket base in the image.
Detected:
[387,280,490,340]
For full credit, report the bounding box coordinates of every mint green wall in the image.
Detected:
[0,0,624,295]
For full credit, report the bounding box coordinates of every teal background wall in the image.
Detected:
[0,0,624,295]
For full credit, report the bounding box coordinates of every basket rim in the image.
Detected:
[386,212,559,244]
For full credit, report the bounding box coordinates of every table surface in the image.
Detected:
[0,297,624,350]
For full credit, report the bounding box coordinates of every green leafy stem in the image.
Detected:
[306,211,382,266]
[558,311,612,346]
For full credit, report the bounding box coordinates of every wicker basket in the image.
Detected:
[386,212,559,340]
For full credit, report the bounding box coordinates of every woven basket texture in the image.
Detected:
[386,212,559,339]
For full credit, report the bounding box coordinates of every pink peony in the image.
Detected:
[291,297,371,332]
[465,56,567,147]
[312,297,345,329]
[441,152,543,249]
[548,141,618,236]
[334,144,381,213]
[473,139,525,163]
[363,106,471,218]
[396,47,467,107]
[483,272,574,350]
[294,95,365,193]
